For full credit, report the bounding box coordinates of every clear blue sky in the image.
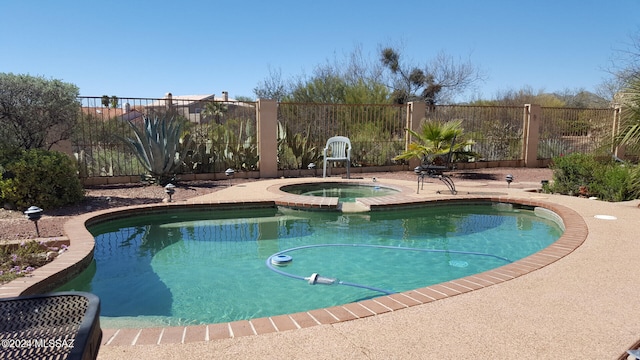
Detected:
[2,0,639,101]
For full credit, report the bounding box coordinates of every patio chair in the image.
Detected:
[323,136,351,179]
[414,136,457,195]
[0,291,102,360]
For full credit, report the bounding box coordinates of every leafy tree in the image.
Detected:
[380,48,484,105]
[344,79,391,104]
[0,73,80,150]
[474,86,565,107]
[255,45,391,104]
[235,95,255,102]
[288,71,348,103]
[600,29,640,101]
[101,95,110,108]
[253,66,289,101]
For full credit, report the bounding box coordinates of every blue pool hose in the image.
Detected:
[266,244,513,296]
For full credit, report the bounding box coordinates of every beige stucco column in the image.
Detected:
[406,101,426,169]
[612,105,626,159]
[522,104,541,167]
[257,99,278,178]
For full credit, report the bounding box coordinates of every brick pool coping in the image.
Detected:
[0,181,588,347]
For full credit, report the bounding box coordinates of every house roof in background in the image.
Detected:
[145,94,237,107]
[81,107,124,117]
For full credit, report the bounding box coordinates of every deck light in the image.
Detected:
[24,206,43,237]
[164,183,176,202]
[225,168,235,186]
[506,174,514,188]
[307,162,316,177]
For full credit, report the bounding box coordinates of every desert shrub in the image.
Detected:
[547,153,636,201]
[587,164,633,202]
[0,149,85,210]
[630,165,640,199]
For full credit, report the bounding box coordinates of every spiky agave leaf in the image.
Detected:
[118,115,191,183]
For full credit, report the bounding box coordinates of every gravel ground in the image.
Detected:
[0,167,553,242]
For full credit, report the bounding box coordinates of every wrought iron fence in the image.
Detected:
[423,105,524,161]
[277,102,407,169]
[74,96,257,178]
[71,97,617,180]
[538,107,613,159]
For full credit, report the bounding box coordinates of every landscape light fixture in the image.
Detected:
[307,162,316,177]
[24,206,43,237]
[225,168,235,186]
[506,174,514,188]
[164,183,176,202]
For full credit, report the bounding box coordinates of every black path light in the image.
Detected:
[164,183,176,202]
[24,206,43,237]
[506,174,514,188]
[225,168,235,187]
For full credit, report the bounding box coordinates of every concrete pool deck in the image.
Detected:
[31,176,640,359]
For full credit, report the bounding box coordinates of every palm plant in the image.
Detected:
[120,115,192,184]
[393,119,477,162]
[202,101,228,124]
[616,74,640,197]
[617,75,640,152]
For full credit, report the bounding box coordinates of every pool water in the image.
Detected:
[280,183,399,202]
[56,203,563,328]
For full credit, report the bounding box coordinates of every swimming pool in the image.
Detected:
[279,182,400,202]
[56,202,562,328]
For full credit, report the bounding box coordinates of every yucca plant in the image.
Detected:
[120,115,192,184]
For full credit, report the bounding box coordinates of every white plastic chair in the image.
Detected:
[322,136,351,178]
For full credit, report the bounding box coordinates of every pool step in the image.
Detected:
[339,202,370,213]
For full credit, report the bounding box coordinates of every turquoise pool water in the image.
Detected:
[279,183,399,202]
[56,203,563,328]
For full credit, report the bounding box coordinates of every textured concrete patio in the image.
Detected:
[83,176,640,359]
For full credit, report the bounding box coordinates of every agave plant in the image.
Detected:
[120,115,192,184]
[393,119,477,162]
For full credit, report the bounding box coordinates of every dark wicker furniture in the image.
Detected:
[0,291,101,360]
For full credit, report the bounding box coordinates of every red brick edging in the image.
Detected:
[0,192,588,347]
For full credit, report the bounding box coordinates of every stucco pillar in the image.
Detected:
[406,101,426,168]
[523,104,540,168]
[612,105,626,160]
[257,99,278,178]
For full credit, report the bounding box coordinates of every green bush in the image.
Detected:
[547,153,636,201]
[547,153,600,196]
[587,164,633,202]
[0,149,85,210]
